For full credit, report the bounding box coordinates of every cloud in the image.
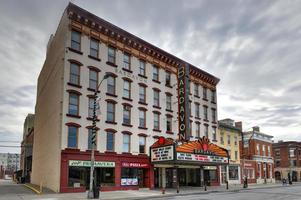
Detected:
[0,0,300,153]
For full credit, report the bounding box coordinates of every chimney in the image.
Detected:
[252,126,260,132]
[235,121,242,131]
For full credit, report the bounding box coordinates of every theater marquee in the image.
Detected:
[150,137,229,165]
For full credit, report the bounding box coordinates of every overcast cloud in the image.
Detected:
[0,0,300,153]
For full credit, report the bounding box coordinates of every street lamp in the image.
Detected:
[87,73,109,199]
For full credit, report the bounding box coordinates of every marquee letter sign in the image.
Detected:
[177,63,190,141]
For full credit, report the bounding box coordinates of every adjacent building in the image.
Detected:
[0,153,20,173]
[31,3,224,193]
[240,126,275,184]
[20,114,35,182]
[218,119,241,185]
[273,141,301,182]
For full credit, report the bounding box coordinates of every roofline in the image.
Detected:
[66,3,220,85]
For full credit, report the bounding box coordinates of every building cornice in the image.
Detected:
[66,3,220,88]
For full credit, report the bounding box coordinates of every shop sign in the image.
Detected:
[121,162,149,168]
[177,63,190,141]
[151,145,174,162]
[203,166,217,170]
[176,152,228,164]
[69,160,115,167]
[121,178,138,186]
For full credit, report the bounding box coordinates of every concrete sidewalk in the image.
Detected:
[22,182,301,200]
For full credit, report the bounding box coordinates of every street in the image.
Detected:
[154,186,301,200]
[1,179,301,200]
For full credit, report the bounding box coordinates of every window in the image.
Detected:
[68,93,79,115]
[106,102,115,122]
[87,128,95,150]
[290,148,295,157]
[166,115,172,132]
[256,144,260,155]
[196,123,200,137]
[123,134,130,152]
[68,126,78,148]
[211,90,216,102]
[166,94,172,110]
[227,135,231,145]
[71,30,81,51]
[212,127,217,141]
[70,63,80,85]
[123,105,131,125]
[203,86,207,99]
[229,166,239,180]
[257,163,261,178]
[235,151,238,160]
[194,83,199,96]
[139,109,146,128]
[153,113,160,130]
[275,149,280,157]
[90,38,99,58]
[234,136,238,145]
[139,85,146,103]
[106,131,114,151]
[262,145,266,156]
[268,146,271,157]
[89,70,98,90]
[153,65,159,81]
[123,53,131,70]
[139,136,146,154]
[275,160,281,167]
[153,89,160,107]
[108,46,116,64]
[204,125,209,138]
[165,71,171,86]
[195,103,200,118]
[220,132,224,145]
[203,106,208,120]
[88,98,94,118]
[139,60,146,76]
[123,80,131,99]
[107,75,116,95]
[212,108,216,122]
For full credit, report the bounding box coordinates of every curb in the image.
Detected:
[108,184,300,200]
[23,183,42,195]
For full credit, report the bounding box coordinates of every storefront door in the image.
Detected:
[138,169,145,188]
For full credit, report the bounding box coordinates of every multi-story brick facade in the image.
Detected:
[31,3,223,193]
[273,141,301,182]
[240,126,275,184]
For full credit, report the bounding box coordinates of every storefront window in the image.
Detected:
[229,166,239,180]
[209,170,217,180]
[121,168,138,186]
[68,166,115,187]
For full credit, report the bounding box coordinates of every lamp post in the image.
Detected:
[288,144,293,185]
[87,74,108,199]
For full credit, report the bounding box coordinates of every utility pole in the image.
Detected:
[87,74,108,199]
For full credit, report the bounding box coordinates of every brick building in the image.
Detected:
[273,141,301,182]
[240,126,275,184]
[31,3,226,193]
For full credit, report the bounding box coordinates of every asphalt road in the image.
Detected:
[0,179,34,199]
[153,185,301,200]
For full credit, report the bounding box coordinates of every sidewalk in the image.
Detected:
[24,182,301,200]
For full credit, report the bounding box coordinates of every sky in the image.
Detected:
[0,0,300,153]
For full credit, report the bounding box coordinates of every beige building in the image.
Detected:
[218,119,241,184]
[31,3,221,192]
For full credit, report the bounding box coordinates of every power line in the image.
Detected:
[0,141,21,143]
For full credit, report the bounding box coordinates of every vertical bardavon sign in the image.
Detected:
[177,63,190,141]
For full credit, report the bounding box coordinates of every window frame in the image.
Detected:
[153,65,159,81]
[139,85,146,103]
[153,112,160,130]
[123,52,131,70]
[153,89,160,107]
[139,136,146,154]
[123,105,131,125]
[165,71,171,86]
[67,126,78,148]
[139,60,146,76]
[71,30,81,51]
[89,69,98,90]
[108,46,116,64]
[166,115,172,132]
[90,38,99,58]
[139,109,146,128]
[106,131,115,151]
[122,134,131,153]
[68,92,79,116]
[106,101,116,122]
[166,94,172,110]
[123,80,131,99]
[69,63,80,86]
[107,75,116,95]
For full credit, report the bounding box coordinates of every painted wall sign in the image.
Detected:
[69,160,115,167]
[121,162,149,168]
[150,145,174,162]
[177,63,190,141]
[115,68,147,83]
